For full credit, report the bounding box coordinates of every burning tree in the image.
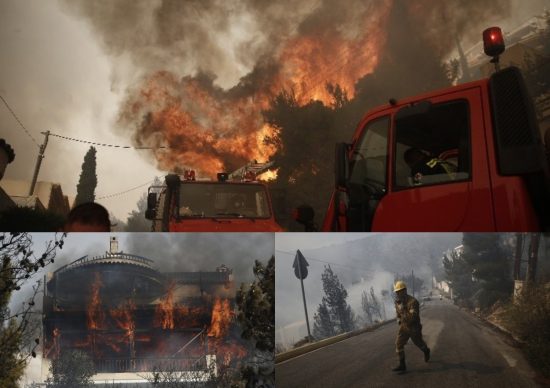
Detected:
[0,232,65,387]
[235,256,275,387]
[263,89,352,230]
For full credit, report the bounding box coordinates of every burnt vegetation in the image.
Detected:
[0,232,65,387]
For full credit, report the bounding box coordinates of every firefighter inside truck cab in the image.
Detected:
[229,194,246,211]
[179,185,210,217]
[393,100,469,189]
[403,147,457,185]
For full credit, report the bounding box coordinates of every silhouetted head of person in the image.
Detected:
[64,202,111,232]
[403,148,428,168]
[0,138,15,181]
[230,194,246,210]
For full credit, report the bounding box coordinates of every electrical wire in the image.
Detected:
[275,249,372,273]
[96,179,155,200]
[0,94,40,147]
[49,132,167,149]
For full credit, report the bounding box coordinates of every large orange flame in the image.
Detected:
[279,32,384,104]
[207,297,233,338]
[45,327,61,358]
[109,299,136,344]
[87,273,105,330]
[154,283,176,330]
[120,2,393,177]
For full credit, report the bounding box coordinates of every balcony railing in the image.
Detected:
[94,356,207,373]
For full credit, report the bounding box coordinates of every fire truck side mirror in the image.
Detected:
[165,174,180,189]
[145,192,157,220]
[145,209,155,220]
[335,142,350,188]
[147,192,157,209]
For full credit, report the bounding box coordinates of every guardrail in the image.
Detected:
[275,319,396,364]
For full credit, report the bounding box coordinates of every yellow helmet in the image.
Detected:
[394,280,407,292]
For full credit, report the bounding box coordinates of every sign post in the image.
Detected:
[293,249,311,340]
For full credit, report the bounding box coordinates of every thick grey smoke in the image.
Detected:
[124,233,274,283]
[56,0,531,176]
[10,233,273,316]
[59,0,317,88]
[275,233,461,348]
[59,0,534,96]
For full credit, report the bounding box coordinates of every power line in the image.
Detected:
[96,179,155,200]
[0,94,39,147]
[49,132,167,150]
[275,249,372,273]
[0,94,168,150]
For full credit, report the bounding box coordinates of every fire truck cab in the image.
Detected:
[321,28,550,232]
[145,168,283,232]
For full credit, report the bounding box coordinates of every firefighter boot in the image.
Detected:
[424,347,431,362]
[392,352,406,373]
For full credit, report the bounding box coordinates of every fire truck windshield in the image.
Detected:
[178,182,271,219]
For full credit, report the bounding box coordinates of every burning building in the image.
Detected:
[41,237,242,385]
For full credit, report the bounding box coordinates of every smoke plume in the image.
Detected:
[60,0,515,176]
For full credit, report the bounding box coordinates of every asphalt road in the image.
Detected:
[275,298,540,388]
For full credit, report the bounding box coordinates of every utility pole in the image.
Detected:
[514,233,524,280]
[412,269,415,297]
[381,292,387,320]
[29,130,50,195]
[527,233,540,283]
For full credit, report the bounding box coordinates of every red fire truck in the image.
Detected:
[319,27,550,232]
[145,163,283,232]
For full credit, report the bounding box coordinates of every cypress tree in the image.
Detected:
[74,146,97,206]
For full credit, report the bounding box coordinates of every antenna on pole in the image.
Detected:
[29,130,50,196]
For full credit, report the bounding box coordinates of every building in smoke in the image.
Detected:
[41,236,239,386]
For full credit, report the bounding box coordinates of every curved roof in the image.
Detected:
[53,252,155,276]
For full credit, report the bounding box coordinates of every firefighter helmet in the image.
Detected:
[394,280,407,292]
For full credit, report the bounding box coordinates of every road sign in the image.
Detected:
[293,249,309,280]
[293,249,311,340]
